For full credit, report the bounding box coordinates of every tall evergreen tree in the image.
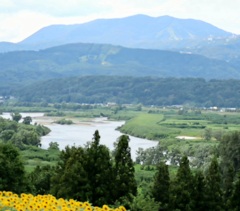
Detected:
[229,173,240,211]
[219,131,240,177]
[113,135,137,207]
[151,162,170,210]
[51,146,89,201]
[205,157,224,211]
[85,130,114,206]
[191,170,208,210]
[170,155,193,211]
[222,163,234,208]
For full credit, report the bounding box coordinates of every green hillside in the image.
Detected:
[0,42,239,96]
[13,76,240,107]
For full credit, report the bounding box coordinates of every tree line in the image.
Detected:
[12,76,240,107]
[0,113,50,149]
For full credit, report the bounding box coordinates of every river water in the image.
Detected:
[1,112,158,160]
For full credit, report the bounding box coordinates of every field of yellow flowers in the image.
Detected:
[0,191,126,211]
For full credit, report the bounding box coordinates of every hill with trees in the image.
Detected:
[0,42,239,97]
[13,76,240,107]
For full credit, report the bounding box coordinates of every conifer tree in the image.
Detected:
[151,162,170,210]
[219,131,240,176]
[191,171,208,210]
[85,130,114,206]
[223,163,234,206]
[229,173,240,211]
[113,135,137,207]
[170,155,193,211]
[205,157,224,211]
[51,146,89,201]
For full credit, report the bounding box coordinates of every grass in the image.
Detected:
[120,108,240,140]
[21,146,60,173]
[119,113,171,140]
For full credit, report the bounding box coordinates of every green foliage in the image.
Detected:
[10,76,240,107]
[11,112,22,122]
[219,131,240,177]
[229,173,240,211]
[170,156,193,211]
[0,143,26,193]
[54,118,74,125]
[130,191,160,211]
[84,130,114,206]
[27,165,55,195]
[22,116,32,125]
[191,171,208,210]
[151,162,170,210]
[205,157,224,211]
[0,117,50,149]
[203,128,212,140]
[51,145,89,201]
[113,135,137,208]
[51,131,138,207]
[48,142,60,150]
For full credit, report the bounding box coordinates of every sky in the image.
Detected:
[0,0,239,42]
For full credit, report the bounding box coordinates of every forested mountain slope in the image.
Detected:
[14,76,240,107]
[0,42,239,94]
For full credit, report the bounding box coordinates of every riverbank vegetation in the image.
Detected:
[10,76,240,107]
[1,105,240,210]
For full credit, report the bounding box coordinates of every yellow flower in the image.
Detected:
[118,206,127,211]
[83,201,91,207]
[84,206,93,211]
[102,204,110,211]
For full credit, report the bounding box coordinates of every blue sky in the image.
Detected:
[0,0,239,42]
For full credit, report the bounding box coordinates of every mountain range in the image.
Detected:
[0,14,237,51]
[0,14,240,99]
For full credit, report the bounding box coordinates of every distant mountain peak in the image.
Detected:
[0,14,236,52]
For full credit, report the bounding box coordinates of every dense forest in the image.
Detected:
[1,115,240,210]
[12,76,240,107]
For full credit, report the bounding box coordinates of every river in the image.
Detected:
[1,112,158,160]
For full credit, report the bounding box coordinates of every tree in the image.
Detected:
[0,143,26,193]
[48,142,59,150]
[203,128,212,140]
[191,171,208,210]
[28,165,54,195]
[170,155,193,211]
[11,129,41,148]
[229,173,240,211]
[0,129,15,142]
[22,116,32,125]
[113,135,137,207]
[51,145,89,201]
[84,130,114,206]
[222,164,234,202]
[205,157,224,211]
[11,112,22,122]
[130,192,160,211]
[151,162,170,210]
[219,131,240,177]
